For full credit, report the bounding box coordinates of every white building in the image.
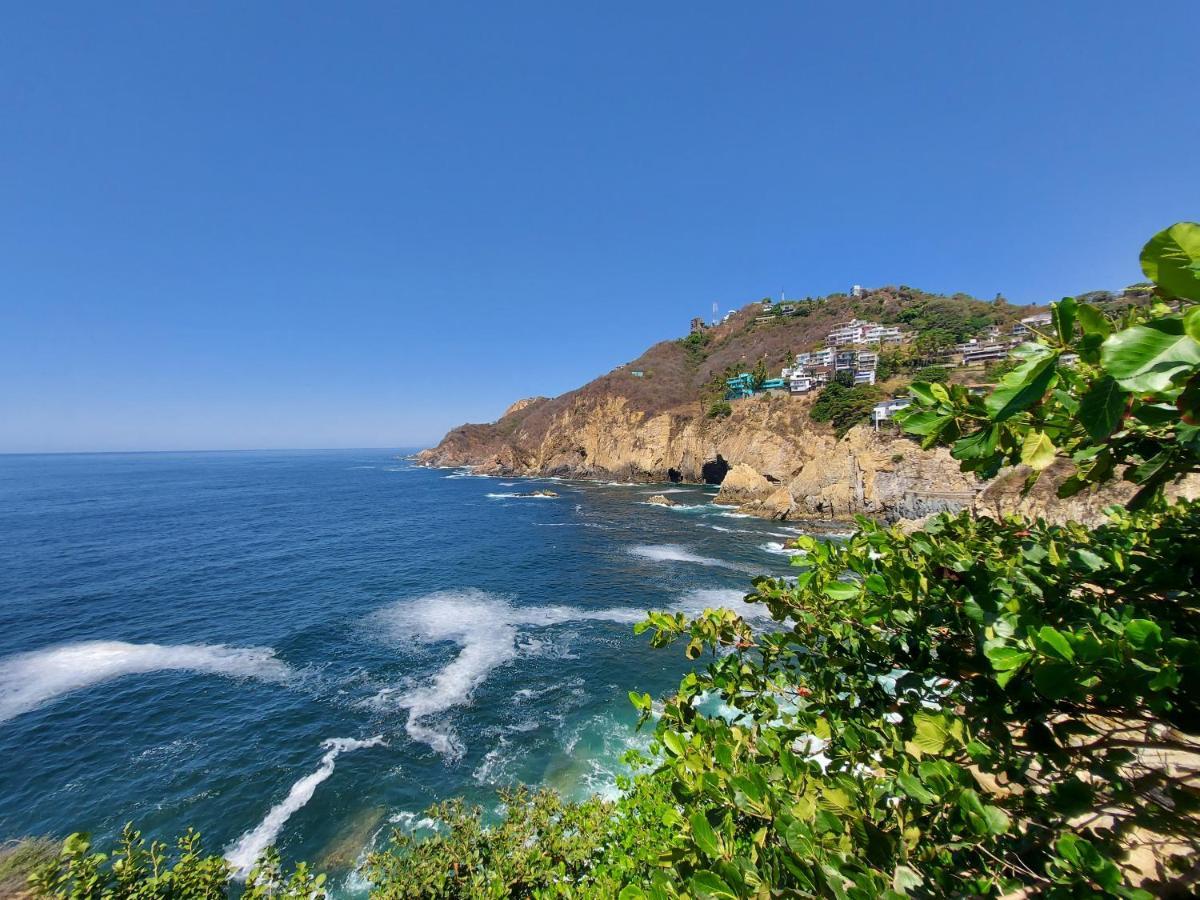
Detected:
[788,374,814,394]
[796,348,833,368]
[827,319,871,345]
[1012,312,1053,336]
[861,324,904,345]
[872,396,913,428]
[961,342,1011,365]
[828,319,906,346]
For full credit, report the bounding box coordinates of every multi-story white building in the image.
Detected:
[827,319,871,345]
[961,342,1011,365]
[861,324,904,345]
[828,319,906,346]
[795,348,834,368]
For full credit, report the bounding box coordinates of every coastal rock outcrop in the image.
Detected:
[645,494,679,507]
[416,296,1186,527]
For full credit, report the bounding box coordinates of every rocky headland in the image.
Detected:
[418,289,1180,525]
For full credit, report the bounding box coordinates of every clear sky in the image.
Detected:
[2,2,1197,453]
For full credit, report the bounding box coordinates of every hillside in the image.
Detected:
[417,286,1153,523]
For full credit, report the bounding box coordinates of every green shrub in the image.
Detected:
[911,364,949,383]
[707,400,732,419]
[28,825,324,899]
[809,381,883,436]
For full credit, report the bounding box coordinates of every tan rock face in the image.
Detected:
[503,397,548,417]
[417,393,1183,527]
[714,463,776,506]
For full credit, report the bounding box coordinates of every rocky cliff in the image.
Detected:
[417,291,1173,524]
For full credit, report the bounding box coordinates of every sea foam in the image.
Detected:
[225,736,386,878]
[628,544,733,569]
[368,590,647,758]
[368,586,779,759]
[762,541,805,556]
[0,641,294,725]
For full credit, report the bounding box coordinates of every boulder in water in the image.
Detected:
[645,494,679,507]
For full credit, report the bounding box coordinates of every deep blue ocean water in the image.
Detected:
[0,449,818,893]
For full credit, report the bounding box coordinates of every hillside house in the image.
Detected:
[827,319,906,346]
[872,396,912,428]
[960,341,1011,365]
[1012,312,1052,337]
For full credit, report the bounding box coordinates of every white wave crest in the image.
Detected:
[226,736,386,878]
[0,641,294,725]
[638,502,709,512]
[368,591,648,758]
[762,541,806,556]
[485,492,557,500]
[628,544,733,568]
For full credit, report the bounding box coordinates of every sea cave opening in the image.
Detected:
[701,455,730,485]
[667,468,683,483]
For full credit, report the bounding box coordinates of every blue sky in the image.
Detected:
[2,2,1196,452]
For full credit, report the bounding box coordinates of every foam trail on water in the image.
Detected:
[369,591,649,758]
[225,736,386,878]
[0,641,294,725]
[628,544,736,569]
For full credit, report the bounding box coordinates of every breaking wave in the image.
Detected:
[0,641,294,725]
[225,736,386,878]
[762,541,805,556]
[368,591,645,758]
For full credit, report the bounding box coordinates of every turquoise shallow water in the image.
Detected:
[0,449,815,893]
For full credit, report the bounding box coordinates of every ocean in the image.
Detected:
[0,449,821,894]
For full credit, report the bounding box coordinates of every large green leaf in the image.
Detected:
[1052,297,1077,344]
[1077,375,1128,440]
[899,409,953,437]
[1101,317,1200,393]
[910,711,950,756]
[1185,305,1200,343]
[1125,619,1163,651]
[1019,430,1057,470]
[689,812,723,860]
[823,581,859,600]
[1076,303,1112,338]
[892,864,924,894]
[1036,626,1075,661]
[1140,221,1200,301]
[985,348,1060,421]
[951,424,999,461]
[690,870,737,899]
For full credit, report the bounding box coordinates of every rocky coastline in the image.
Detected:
[417,392,1171,526]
